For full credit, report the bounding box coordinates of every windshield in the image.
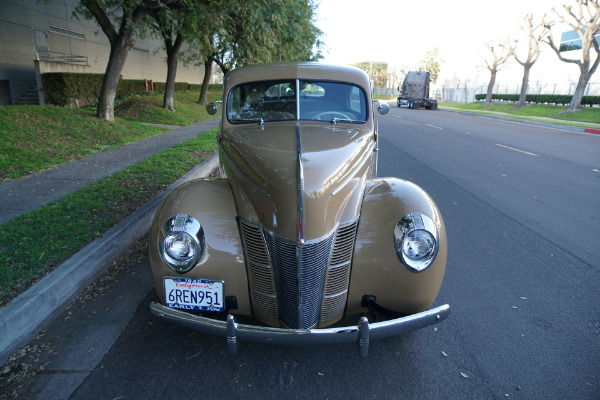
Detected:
[227,80,368,124]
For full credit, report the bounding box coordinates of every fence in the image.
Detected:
[440,82,600,103]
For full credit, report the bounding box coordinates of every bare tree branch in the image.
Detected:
[543,0,600,112]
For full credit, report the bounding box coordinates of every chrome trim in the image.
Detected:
[150,302,450,357]
[323,290,348,301]
[250,288,277,299]
[296,123,305,247]
[374,121,379,177]
[296,122,307,328]
[295,79,300,119]
[226,314,240,356]
[159,214,205,273]
[239,217,359,329]
[358,317,369,358]
[393,213,440,272]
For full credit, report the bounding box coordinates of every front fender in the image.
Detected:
[149,179,251,314]
[347,178,447,315]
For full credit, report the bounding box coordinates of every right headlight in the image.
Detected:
[159,214,205,273]
[393,212,439,272]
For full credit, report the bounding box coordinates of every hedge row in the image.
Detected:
[41,72,222,107]
[474,93,600,106]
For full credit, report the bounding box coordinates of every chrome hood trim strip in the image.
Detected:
[296,122,305,247]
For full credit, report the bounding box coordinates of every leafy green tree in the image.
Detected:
[355,61,388,93]
[76,0,183,121]
[150,1,211,111]
[193,0,322,104]
[418,47,443,84]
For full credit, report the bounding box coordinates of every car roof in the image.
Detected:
[223,62,371,92]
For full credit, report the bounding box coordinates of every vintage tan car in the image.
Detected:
[149,62,449,356]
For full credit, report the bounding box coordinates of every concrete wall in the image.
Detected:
[0,0,208,105]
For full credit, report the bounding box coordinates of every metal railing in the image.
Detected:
[36,50,88,65]
[439,82,600,103]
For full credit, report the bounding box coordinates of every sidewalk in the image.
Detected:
[0,118,219,225]
[0,118,220,365]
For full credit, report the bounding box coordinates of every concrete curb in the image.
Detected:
[584,128,600,135]
[0,152,219,365]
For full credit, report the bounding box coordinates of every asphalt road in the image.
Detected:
[3,108,599,400]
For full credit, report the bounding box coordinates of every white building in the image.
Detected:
[0,0,209,105]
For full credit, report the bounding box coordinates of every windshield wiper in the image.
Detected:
[331,118,363,125]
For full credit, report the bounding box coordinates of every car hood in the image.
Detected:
[220,121,375,240]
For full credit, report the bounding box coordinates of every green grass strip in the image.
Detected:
[0,128,218,305]
[0,106,166,182]
[0,91,222,183]
[440,102,600,127]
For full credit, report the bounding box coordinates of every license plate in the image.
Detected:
[164,278,224,311]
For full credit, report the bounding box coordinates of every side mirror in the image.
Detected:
[206,100,222,115]
[374,101,389,115]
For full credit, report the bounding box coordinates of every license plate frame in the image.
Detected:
[163,277,224,312]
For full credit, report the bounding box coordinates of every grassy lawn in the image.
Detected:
[0,91,220,305]
[0,91,221,183]
[440,101,600,126]
[111,91,222,126]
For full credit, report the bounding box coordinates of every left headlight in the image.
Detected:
[159,214,205,273]
[393,212,439,272]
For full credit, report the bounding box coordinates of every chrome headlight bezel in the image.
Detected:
[393,213,439,272]
[159,214,205,273]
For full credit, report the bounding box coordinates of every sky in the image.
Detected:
[314,0,595,88]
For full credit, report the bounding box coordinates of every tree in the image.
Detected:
[76,0,180,121]
[511,14,545,109]
[388,65,408,95]
[150,11,186,112]
[418,47,443,84]
[543,0,600,113]
[193,0,322,104]
[150,1,208,111]
[355,61,389,94]
[483,40,512,106]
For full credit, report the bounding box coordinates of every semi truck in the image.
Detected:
[397,71,438,110]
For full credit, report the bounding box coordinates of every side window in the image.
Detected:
[349,86,361,113]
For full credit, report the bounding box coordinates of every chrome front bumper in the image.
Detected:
[150,302,450,357]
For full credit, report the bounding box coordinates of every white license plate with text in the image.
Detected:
[164,278,224,311]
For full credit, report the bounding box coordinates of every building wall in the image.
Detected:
[0,0,208,105]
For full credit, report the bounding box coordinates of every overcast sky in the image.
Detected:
[314,0,595,87]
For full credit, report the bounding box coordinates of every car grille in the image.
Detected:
[239,218,358,329]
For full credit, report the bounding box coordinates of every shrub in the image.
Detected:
[475,93,600,106]
[41,72,224,107]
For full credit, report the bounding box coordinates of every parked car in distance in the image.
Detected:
[149,62,449,357]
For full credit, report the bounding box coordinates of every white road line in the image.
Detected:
[495,143,539,157]
[426,124,443,130]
